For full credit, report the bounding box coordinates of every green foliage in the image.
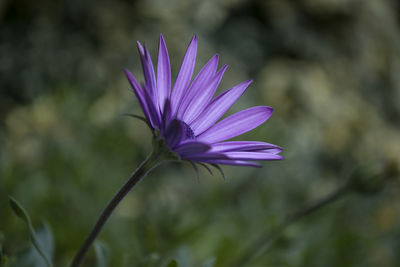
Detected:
[1,0,400,266]
[10,223,54,267]
[8,197,53,267]
[165,259,179,267]
[94,241,109,267]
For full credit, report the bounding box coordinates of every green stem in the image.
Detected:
[231,182,350,267]
[70,150,164,267]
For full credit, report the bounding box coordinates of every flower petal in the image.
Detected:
[258,148,283,154]
[182,65,228,123]
[161,99,172,133]
[174,141,211,157]
[141,83,161,129]
[210,141,281,152]
[184,152,228,161]
[137,42,157,104]
[222,151,284,161]
[176,54,219,119]
[157,34,171,112]
[190,80,252,135]
[164,119,185,148]
[198,159,262,167]
[124,69,153,128]
[170,36,197,114]
[197,106,273,143]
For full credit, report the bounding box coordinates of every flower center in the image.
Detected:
[182,121,195,139]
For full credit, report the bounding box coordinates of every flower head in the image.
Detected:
[125,34,283,168]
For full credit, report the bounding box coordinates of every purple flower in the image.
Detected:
[125,34,283,168]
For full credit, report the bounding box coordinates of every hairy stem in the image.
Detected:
[231,182,349,266]
[70,150,163,267]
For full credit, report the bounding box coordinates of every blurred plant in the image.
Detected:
[229,160,400,266]
[8,197,54,267]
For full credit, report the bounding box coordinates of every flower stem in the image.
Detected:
[70,150,164,267]
[230,182,350,267]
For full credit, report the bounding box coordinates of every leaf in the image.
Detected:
[11,223,54,267]
[9,197,29,224]
[35,223,54,261]
[94,241,109,267]
[8,197,54,267]
[166,259,179,267]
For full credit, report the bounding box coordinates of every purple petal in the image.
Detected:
[222,151,284,161]
[161,99,172,133]
[190,80,252,135]
[157,34,171,111]
[198,159,262,167]
[164,119,185,148]
[137,41,145,55]
[174,141,211,157]
[184,152,229,161]
[176,54,219,119]
[181,65,228,123]
[141,83,161,129]
[170,36,197,115]
[197,106,273,143]
[258,148,283,154]
[124,69,153,128]
[137,42,157,103]
[210,141,281,152]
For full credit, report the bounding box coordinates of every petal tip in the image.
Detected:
[218,64,228,74]
[245,79,253,86]
[189,35,198,48]
[124,69,135,81]
[262,106,274,115]
[159,34,166,44]
[136,41,144,54]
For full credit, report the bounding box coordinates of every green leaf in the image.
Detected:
[11,223,54,267]
[9,197,30,224]
[166,259,179,267]
[94,241,109,267]
[8,197,54,267]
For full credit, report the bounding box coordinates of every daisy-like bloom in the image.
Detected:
[124,34,283,168]
[71,35,283,267]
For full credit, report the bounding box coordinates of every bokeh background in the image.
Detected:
[1,0,400,266]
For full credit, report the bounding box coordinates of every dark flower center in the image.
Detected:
[182,121,195,139]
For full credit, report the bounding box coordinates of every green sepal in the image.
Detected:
[210,164,226,181]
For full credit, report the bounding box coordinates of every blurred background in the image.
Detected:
[1,0,400,266]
